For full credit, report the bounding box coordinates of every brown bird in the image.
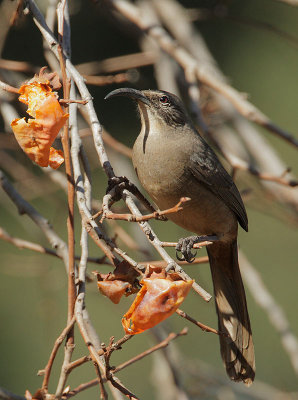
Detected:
[105,88,255,385]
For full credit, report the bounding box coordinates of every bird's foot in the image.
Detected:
[106,176,159,215]
[106,176,132,201]
[176,235,219,262]
[176,236,201,263]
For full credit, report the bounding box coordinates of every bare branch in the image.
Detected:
[161,235,219,249]
[112,328,188,374]
[101,196,189,222]
[75,51,156,75]
[0,388,25,400]
[84,72,132,86]
[40,317,76,391]
[231,156,298,187]
[62,329,187,399]
[143,256,209,267]
[0,79,19,94]
[0,58,37,73]
[0,226,112,266]
[175,309,221,336]
[0,169,69,267]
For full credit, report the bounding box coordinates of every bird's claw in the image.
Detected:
[175,236,199,263]
[106,176,130,201]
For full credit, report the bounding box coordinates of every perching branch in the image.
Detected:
[100,196,189,222]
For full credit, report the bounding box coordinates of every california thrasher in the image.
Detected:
[105,88,255,385]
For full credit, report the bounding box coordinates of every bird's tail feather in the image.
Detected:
[207,240,255,385]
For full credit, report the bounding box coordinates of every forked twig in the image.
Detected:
[0,226,111,266]
[61,329,187,399]
[100,196,189,222]
[111,328,188,374]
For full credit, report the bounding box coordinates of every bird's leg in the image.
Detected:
[176,235,218,263]
[107,176,167,219]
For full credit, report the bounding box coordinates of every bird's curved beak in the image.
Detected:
[104,88,150,105]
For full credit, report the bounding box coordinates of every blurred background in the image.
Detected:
[0,0,298,399]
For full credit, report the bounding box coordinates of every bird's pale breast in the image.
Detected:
[132,126,238,241]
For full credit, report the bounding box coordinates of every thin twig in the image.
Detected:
[93,362,108,400]
[101,196,189,222]
[55,3,76,398]
[83,72,132,86]
[66,335,132,374]
[112,328,188,374]
[63,329,186,399]
[67,63,108,399]
[161,235,219,249]
[41,317,76,390]
[0,387,25,400]
[0,58,37,73]
[59,98,88,105]
[108,376,139,400]
[66,355,91,374]
[175,309,221,336]
[0,226,111,265]
[0,80,19,94]
[58,43,76,325]
[143,256,209,267]
[75,51,156,75]
[0,226,61,257]
[75,297,108,397]
[230,156,298,187]
[0,170,69,268]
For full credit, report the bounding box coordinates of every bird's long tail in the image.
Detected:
[207,240,255,385]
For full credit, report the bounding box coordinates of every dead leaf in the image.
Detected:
[122,266,193,334]
[11,73,68,169]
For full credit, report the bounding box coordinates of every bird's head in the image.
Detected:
[105,88,189,128]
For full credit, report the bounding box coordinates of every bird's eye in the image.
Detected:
[159,95,169,104]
